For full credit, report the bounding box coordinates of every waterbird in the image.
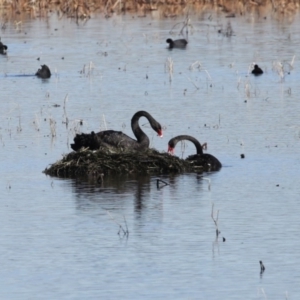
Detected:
[166,38,188,49]
[0,39,8,55]
[252,64,263,75]
[35,64,51,79]
[71,111,163,152]
[168,135,222,171]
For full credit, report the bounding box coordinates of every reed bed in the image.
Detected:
[0,0,299,21]
[44,148,206,178]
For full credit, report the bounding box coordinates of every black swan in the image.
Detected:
[166,38,188,49]
[252,64,263,75]
[0,40,7,55]
[168,135,222,171]
[71,111,163,152]
[36,65,51,79]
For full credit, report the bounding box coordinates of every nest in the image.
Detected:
[44,148,206,178]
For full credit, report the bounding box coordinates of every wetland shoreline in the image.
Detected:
[0,0,299,21]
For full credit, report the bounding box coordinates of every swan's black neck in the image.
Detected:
[169,135,203,155]
[131,111,155,145]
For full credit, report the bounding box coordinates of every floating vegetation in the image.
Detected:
[44,148,209,178]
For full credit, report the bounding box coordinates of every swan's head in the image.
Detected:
[166,38,173,44]
[167,145,174,155]
[157,128,163,138]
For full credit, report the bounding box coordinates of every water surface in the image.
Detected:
[1,11,300,299]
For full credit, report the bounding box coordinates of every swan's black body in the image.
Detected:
[168,135,222,171]
[252,64,263,75]
[36,65,51,79]
[166,38,188,49]
[0,41,7,55]
[71,111,163,152]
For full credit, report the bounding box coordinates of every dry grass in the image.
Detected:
[0,0,298,21]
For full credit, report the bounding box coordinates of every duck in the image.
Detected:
[36,65,51,79]
[252,64,263,75]
[0,39,7,55]
[166,38,188,49]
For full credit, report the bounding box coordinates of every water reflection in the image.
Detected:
[70,173,153,210]
[68,172,212,221]
[133,175,151,212]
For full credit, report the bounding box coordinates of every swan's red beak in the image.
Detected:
[157,129,163,138]
[168,145,174,155]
